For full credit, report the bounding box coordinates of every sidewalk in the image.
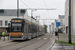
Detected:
[56,33,75,43]
[0,36,10,43]
[51,43,75,50]
[50,33,75,50]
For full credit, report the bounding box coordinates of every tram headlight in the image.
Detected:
[9,33,11,36]
[22,33,24,35]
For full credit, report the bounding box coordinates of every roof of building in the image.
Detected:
[51,23,54,25]
[59,15,65,19]
[55,19,58,22]
[0,9,26,16]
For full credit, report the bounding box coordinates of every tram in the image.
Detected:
[9,18,45,40]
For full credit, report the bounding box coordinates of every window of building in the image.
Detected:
[0,21,2,26]
[5,21,8,26]
[61,20,63,22]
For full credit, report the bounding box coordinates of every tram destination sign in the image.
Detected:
[12,20,22,22]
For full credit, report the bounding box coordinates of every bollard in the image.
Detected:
[4,35,5,41]
[0,36,1,40]
[8,33,9,40]
[0,32,1,39]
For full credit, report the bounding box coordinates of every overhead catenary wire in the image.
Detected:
[20,0,56,26]
[43,0,51,17]
[23,0,42,8]
[21,0,31,9]
[21,0,56,10]
[21,0,39,15]
[21,0,43,9]
[25,0,45,7]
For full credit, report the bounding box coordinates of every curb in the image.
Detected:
[46,34,55,50]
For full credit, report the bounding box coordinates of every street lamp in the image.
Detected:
[36,16,40,37]
[68,0,72,44]
[17,0,19,17]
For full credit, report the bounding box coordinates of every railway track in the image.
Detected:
[0,40,20,45]
[35,34,54,50]
[0,35,45,49]
[0,41,25,48]
[15,34,52,50]
[15,35,46,50]
[0,34,53,50]
[35,37,51,50]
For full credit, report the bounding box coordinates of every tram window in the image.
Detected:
[11,26,22,32]
[28,25,32,33]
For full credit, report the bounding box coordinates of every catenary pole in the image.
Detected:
[68,0,72,44]
[17,0,19,17]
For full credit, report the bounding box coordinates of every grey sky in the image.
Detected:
[0,0,66,32]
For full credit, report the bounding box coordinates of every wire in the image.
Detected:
[21,0,31,9]
[43,0,47,8]
[23,0,41,8]
[25,0,45,7]
[43,0,50,17]
[21,0,41,19]
[21,0,42,9]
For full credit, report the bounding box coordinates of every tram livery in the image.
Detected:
[9,18,45,40]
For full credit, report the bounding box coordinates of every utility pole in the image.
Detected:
[17,0,19,17]
[43,20,45,33]
[36,16,38,37]
[68,0,72,44]
[36,16,40,37]
[31,10,33,38]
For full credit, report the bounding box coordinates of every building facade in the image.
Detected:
[65,0,75,35]
[0,9,28,32]
[51,23,54,33]
[54,19,58,32]
[49,25,51,33]
[65,0,69,34]
[58,15,65,33]
[44,25,47,33]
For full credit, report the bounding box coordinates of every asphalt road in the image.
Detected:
[0,33,53,50]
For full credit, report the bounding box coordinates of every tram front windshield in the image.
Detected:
[11,23,23,32]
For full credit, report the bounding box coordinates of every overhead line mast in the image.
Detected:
[17,0,19,17]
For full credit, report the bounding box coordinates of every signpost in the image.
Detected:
[56,22,61,40]
[56,22,61,26]
[68,0,72,44]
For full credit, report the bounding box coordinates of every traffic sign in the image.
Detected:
[56,22,61,26]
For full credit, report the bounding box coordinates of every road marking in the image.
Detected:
[37,38,41,40]
[43,38,48,40]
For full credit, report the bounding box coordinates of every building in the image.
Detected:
[65,0,69,34]
[65,0,75,35]
[0,9,27,32]
[51,23,54,33]
[58,15,65,33]
[54,19,58,32]
[0,9,40,32]
[44,25,47,33]
[49,25,51,33]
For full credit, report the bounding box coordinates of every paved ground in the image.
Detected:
[51,33,75,50]
[56,33,75,43]
[0,33,54,50]
[51,43,75,50]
